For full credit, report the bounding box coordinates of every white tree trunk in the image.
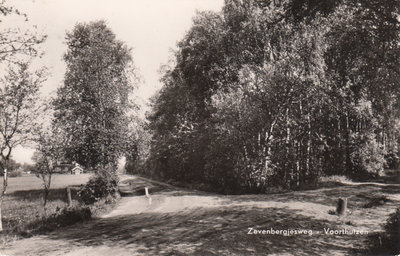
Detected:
[0,168,8,232]
[0,200,3,232]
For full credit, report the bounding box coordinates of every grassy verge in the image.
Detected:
[0,174,119,245]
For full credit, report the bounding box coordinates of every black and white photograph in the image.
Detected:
[0,0,399,255]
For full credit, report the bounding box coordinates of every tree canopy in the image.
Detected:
[53,20,138,168]
[146,0,400,193]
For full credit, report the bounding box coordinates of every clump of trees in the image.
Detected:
[146,0,400,193]
[0,158,29,177]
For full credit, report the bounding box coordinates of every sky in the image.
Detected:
[3,0,224,164]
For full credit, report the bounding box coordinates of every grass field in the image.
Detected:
[3,174,90,193]
[0,174,91,235]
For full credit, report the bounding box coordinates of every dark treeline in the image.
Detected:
[137,0,399,193]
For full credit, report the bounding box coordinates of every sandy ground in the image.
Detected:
[0,175,399,256]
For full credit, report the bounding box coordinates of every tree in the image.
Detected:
[0,62,46,231]
[124,116,151,175]
[32,138,59,212]
[32,108,66,213]
[147,0,399,192]
[0,0,47,232]
[0,0,46,63]
[322,0,400,177]
[53,20,138,169]
[1,157,20,173]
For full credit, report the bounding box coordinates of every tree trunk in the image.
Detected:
[298,100,303,186]
[264,119,276,173]
[345,111,351,174]
[306,112,312,179]
[296,141,300,187]
[285,107,291,188]
[0,199,3,232]
[0,167,8,232]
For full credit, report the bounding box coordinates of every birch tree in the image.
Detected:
[53,20,138,169]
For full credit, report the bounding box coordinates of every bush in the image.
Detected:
[78,164,119,205]
[350,133,386,177]
[363,195,391,208]
[366,207,400,255]
[36,206,91,231]
[8,169,23,177]
[13,205,91,237]
[385,148,400,169]
[50,206,91,226]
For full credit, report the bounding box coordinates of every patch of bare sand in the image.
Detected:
[104,194,335,223]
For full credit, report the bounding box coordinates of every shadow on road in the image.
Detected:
[43,203,360,255]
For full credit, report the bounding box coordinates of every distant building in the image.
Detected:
[71,163,83,175]
[54,162,84,174]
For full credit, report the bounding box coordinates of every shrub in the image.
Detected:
[385,148,400,169]
[49,206,92,227]
[35,206,91,232]
[350,133,386,177]
[8,169,23,177]
[12,205,91,237]
[78,164,119,205]
[363,195,391,208]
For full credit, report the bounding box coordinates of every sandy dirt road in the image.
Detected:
[1,175,399,256]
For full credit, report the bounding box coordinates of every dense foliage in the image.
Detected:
[146,0,400,192]
[78,164,119,205]
[53,20,138,169]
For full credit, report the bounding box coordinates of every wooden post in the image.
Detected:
[66,186,72,207]
[145,187,151,205]
[336,197,347,216]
